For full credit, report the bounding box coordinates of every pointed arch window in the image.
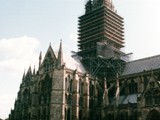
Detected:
[145,91,152,105]
[90,81,94,97]
[69,79,73,93]
[154,90,160,104]
[68,94,72,105]
[79,96,83,107]
[44,57,54,72]
[129,79,138,94]
[67,108,71,120]
[79,110,83,120]
[65,77,68,91]
[150,81,155,88]
[66,75,73,93]
[79,79,84,96]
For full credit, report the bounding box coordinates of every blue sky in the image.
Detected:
[1,0,160,119]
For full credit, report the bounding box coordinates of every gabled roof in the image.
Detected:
[122,55,160,76]
[41,44,57,65]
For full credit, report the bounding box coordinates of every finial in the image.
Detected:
[33,65,36,76]
[39,51,42,60]
[29,65,32,73]
[39,51,42,68]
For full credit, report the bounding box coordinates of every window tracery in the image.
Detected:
[145,89,160,105]
[145,91,152,105]
[154,90,160,104]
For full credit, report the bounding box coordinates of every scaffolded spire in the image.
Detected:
[57,40,64,69]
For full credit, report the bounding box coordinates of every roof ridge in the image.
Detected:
[127,54,160,63]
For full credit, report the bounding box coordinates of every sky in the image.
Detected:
[1,0,160,119]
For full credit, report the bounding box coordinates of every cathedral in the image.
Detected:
[8,0,160,120]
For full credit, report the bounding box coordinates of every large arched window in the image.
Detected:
[79,96,83,107]
[68,95,72,105]
[44,60,49,72]
[129,79,138,94]
[79,110,83,120]
[69,79,73,93]
[153,90,160,104]
[67,108,71,120]
[65,75,73,93]
[145,91,152,105]
[65,77,68,91]
[79,79,83,95]
[65,94,68,104]
[90,81,94,97]
[89,98,94,108]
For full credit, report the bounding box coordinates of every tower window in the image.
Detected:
[145,91,152,105]
[150,82,155,88]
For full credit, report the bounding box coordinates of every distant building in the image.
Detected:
[9,0,160,120]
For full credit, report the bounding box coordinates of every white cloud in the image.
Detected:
[0,36,40,73]
[0,36,40,119]
[70,32,78,42]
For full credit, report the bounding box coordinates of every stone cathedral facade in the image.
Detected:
[9,0,160,120]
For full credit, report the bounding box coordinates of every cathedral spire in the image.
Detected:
[57,40,64,69]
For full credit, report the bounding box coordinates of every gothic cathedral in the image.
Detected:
[9,0,160,120]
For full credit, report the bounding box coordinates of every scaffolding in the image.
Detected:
[79,41,131,79]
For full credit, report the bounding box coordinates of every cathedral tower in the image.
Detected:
[78,0,124,59]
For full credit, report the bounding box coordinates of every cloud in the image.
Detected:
[70,32,78,42]
[0,36,40,73]
[0,36,40,119]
